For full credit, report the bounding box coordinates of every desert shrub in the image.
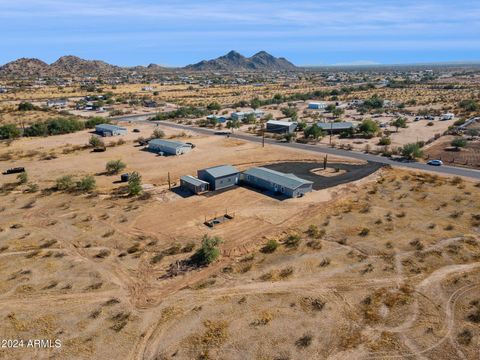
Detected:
[152,128,165,139]
[451,137,467,149]
[18,102,35,111]
[105,160,126,175]
[56,175,75,191]
[24,118,84,137]
[359,228,370,236]
[128,171,142,196]
[284,234,301,248]
[319,258,331,267]
[295,334,313,348]
[85,117,109,129]
[17,172,28,185]
[0,124,21,139]
[306,224,324,238]
[261,239,279,253]
[378,136,391,145]
[190,235,222,266]
[306,240,322,250]
[457,329,473,345]
[76,175,96,192]
[400,143,423,160]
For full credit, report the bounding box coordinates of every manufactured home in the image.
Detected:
[47,99,68,108]
[441,113,455,121]
[231,110,265,121]
[308,102,327,110]
[95,124,127,137]
[147,139,192,156]
[241,167,313,198]
[317,122,354,134]
[197,165,240,191]
[266,120,297,134]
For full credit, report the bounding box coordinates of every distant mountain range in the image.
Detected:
[0,51,297,78]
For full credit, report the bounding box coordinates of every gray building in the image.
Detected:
[317,122,354,134]
[241,167,313,198]
[95,124,127,137]
[266,120,297,134]
[147,139,192,155]
[197,165,240,191]
[180,175,209,194]
[231,110,265,121]
[47,99,68,108]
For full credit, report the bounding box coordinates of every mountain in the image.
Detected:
[185,50,297,71]
[0,58,50,78]
[50,56,121,76]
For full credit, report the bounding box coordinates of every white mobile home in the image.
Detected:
[147,139,192,156]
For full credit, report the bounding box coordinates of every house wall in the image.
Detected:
[180,179,208,194]
[241,174,312,198]
[197,171,239,190]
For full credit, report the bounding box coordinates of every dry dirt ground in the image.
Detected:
[425,135,480,169]
[0,125,479,359]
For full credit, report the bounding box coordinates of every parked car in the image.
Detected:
[427,160,443,166]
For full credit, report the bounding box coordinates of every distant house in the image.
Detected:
[308,102,327,110]
[241,167,313,198]
[350,99,364,106]
[441,113,455,121]
[197,165,240,191]
[266,120,297,134]
[180,175,209,194]
[47,99,68,108]
[147,139,192,155]
[95,124,127,137]
[0,88,7,93]
[207,115,227,123]
[317,122,354,134]
[231,110,265,121]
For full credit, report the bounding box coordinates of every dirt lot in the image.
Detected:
[0,120,479,359]
[425,135,480,169]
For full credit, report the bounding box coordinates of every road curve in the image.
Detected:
[114,114,480,180]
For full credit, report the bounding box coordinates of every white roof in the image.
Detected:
[267,120,297,126]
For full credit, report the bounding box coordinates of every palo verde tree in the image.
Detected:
[391,117,407,132]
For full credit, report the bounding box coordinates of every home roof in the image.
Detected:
[266,120,297,126]
[148,139,191,149]
[200,164,239,178]
[316,122,354,130]
[181,175,209,187]
[95,124,127,131]
[243,167,312,190]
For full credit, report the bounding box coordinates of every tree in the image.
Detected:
[0,124,21,139]
[451,137,467,149]
[304,124,324,141]
[17,172,28,185]
[89,135,104,148]
[283,132,296,143]
[190,235,222,266]
[207,102,221,111]
[128,171,142,196]
[325,104,336,112]
[56,175,75,191]
[458,99,479,112]
[152,128,165,139]
[263,113,274,121]
[391,117,407,132]
[18,102,35,111]
[76,175,96,192]
[363,95,384,109]
[105,160,126,175]
[332,108,344,118]
[250,98,262,110]
[242,113,256,124]
[400,143,424,160]
[226,120,240,133]
[358,119,379,138]
[85,117,109,129]
[281,107,298,121]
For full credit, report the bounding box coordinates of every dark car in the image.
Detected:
[427,159,443,166]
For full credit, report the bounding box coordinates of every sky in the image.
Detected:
[1,0,480,67]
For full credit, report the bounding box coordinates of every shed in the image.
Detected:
[241,167,313,198]
[147,139,192,155]
[197,165,240,191]
[266,120,297,134]
[317,122,354,134]
[180,175,209,194]
[308,102,327,110]
[95,124,127,137]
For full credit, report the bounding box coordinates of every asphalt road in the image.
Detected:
[116,115,480,180]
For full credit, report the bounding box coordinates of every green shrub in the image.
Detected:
[105,160,126,175]
[76,175,96,192]
[56,175,75,191]
[190,235,222,266]
[0,124,21,139]
[128,171,142,196]
[261,239,279,253]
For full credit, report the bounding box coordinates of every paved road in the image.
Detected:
[115,115,480,180]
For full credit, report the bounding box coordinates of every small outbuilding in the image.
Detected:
[180,175,209,194]
[266,120,297,134]
[241,167,313,198]
[317,122,354,134]
[95,124,127,137]
[197,164,240,191]
[147,139,192,155]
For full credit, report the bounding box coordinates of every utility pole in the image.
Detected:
[168,172,171,190]
[262,123,265,148]
[329,121,333,146]
[324,155,328,170]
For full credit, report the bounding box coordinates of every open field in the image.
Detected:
[1,120,480,359]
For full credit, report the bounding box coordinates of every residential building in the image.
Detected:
[47,99,68,108]
[317,122,354,134]
[231,109,265,121]
[95,124,127,137]
[266,120,297,134]
[147,139,192,155]
[241,167,313,198]
[197,165,240,191]
[308,102,327,110]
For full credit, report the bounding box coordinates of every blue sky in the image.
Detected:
[1,0,480,66]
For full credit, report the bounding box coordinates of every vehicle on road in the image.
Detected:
[427,159,443,166]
